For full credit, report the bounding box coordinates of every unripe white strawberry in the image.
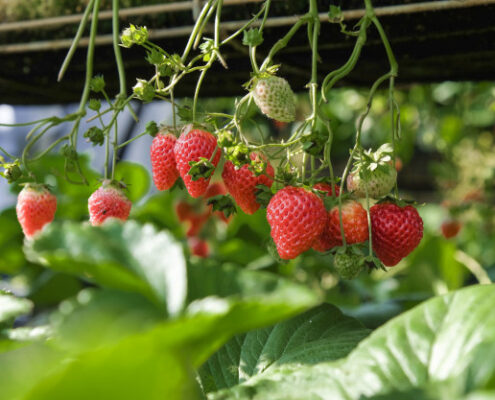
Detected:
[252,76,296,123]
[347,143,397,199]
[347,164,397,199]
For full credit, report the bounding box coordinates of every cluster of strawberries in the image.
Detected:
[149,125,423,270]
[15,77,424,276]
[16,180,132,239]
[16,123,424,276]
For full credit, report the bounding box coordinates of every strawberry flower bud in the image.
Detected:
[121,24,149,48]
[133,79,155,103]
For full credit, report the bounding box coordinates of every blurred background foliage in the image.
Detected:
[1,81,494,330]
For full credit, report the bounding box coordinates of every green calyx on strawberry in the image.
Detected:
[224,143,250,168]
[347,143,397,199]
[206,194,237,219]
[333,249,365,280]
[250,72,296,123]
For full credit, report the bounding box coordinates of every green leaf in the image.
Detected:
[114,161,150,202]
[0,293,32,325]
[242,29,263,47]
[210,284,495,399]
[51,288,163,351]
[24,341,200,400]
[25,221,187,316]
[0,335,200,400]
[199,304,370,393]
[155,261,320,367]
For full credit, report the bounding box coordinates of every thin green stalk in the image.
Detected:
[0,146,15,159]
[111,117,118,180]
[117,129,149,149]
[220,1,268,45]
[31,135,70,161]
[22,123,54,168]
[181,0,216,62]
[249,0,271,74]
[260,15,309,70]
[58,0,96,81]
[78,0,100,115]
[104,125,110,179]
[193,0,219,50]
[25,121,46,142]
[364,184,373,258]
[321,20,369,102]
[0,118,50,128]
[249,46,259,74]
[323,121,335,189]
[171,89,176,130]
[301,152,307,182]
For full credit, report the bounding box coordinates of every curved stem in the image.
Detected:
[22,123,54,168]
[364,184,373,258]
[0,146,16,159]
[181,0,216,62]
[111,117,118,180]
[260,15,308,71]
[117,129,149,149]
[112,0,127,97]
[31,135,70,161]
[58,0,96,82]
[321,19,369,103]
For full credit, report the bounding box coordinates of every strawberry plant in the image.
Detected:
[0,0,494,399]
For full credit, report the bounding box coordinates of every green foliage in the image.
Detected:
[210,284,495,399]
[25,220,187,315]
[199,304,370,393]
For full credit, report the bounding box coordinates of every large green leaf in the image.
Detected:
[51,288,163,351]
[23,336,200,400]
[199,303,370,393]
[24,221,187,315]
[210,284,495,399]
[148,262,320,368]
[0,293,32,325]
[0,333,200,400]
[0,265,318,400]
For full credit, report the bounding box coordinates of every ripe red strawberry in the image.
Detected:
[16,184,57,238]
[88,181,132,226]
[222,153,274,214]
[150,131,179,190]
[441,219,461,239]
[186,213,209,237]
[314,200,368,251]
[174,127,221,198]
[313,182,340,197]
[175,201,194,222]
[252,76,296,122]
[312,183,341,252]
[370,203,423,266]
[188,237,209,258]
[267,186,327,260]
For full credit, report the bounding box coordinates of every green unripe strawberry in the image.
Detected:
[252,76,296,123]
[333,253,364,280]
[347,143,397,199]
[347,164,397,199]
